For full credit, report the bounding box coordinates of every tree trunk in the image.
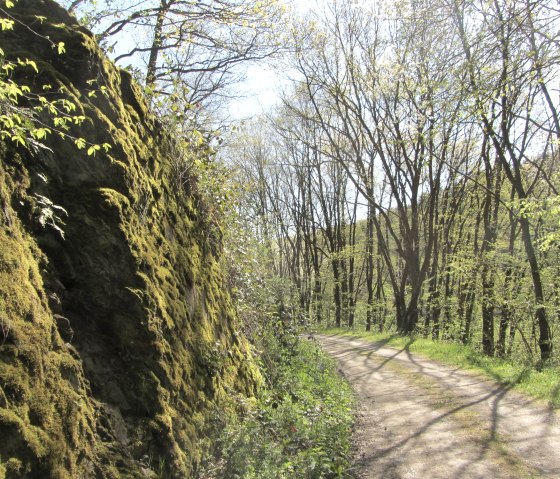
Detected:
[365,211,374,332]
[332,259,342,328]
[519,217,552,360]
[375,253,385,332]
[481,262,495,356]
[146,0,169,89]
[496,205,517,357]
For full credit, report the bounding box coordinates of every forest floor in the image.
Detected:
[316,334,560,479]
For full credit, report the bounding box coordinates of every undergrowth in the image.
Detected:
[321,327,560,408]
[199,326,355,478]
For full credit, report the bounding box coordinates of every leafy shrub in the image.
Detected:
[199,330,354,478]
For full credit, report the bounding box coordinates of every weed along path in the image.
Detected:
[316,334,560,479]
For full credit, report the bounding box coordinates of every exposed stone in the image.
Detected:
[0,1,260,477]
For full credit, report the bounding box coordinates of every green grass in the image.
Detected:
[320,327,560,408]
[199,331,355,478]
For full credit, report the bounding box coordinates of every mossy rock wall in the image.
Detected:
[0,1,260,477]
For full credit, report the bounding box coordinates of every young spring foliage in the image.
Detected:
[200,329,355,478]
[0,1,109,154]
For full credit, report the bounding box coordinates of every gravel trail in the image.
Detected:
[316,334,560,479]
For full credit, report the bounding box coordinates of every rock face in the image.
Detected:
[0,1,259,477]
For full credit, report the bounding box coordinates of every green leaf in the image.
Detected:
[21,59,38,73]
[57,42,66,55]
[0,18,14,31]
[87,144,100,156]
[31,127,51,140]
[11,131,26,146]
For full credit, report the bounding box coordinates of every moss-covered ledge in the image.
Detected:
[0,1,261,477]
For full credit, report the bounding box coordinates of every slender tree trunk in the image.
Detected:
[365,207,375,332]
[496,198,517,357]
[461,208,483,344]
[146,0,169,89]
[332,259,342,328]
[480,142,501,356]
[375,251,385,332]
[442,260,453,339]
[480,263,495,356]
[314,277,323,324]
[345,190,359,328]
[427,233,440,339]
[519,217,552,360]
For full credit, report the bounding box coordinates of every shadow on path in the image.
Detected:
[316,334,560,479]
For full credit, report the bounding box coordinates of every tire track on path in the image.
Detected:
[316,334,560,479]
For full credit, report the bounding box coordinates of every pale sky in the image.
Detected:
[228,64,287,120]
[227,0,316,120]
[227,0,385,120]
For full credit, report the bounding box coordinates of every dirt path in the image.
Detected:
[316,334,560,479]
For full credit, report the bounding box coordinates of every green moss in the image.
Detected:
[98,188,131,213]
[0,208,99,477]
[0,1,262,477]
